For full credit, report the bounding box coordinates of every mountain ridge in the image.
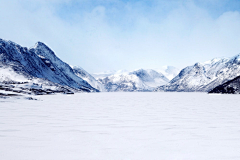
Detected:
[155,54,240,92]
[0,38,98,97]
[98,69,169,92]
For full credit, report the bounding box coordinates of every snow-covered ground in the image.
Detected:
[0,93,240,160]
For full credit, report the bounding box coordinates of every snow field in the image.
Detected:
[0,92,240,160]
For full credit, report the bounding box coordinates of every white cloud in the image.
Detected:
[1,0,240,73]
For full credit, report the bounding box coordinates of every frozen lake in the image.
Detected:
[0,92,240,160]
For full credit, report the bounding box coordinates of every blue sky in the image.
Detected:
[1,0,240,73]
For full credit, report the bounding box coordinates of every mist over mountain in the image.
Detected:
[154,66,180,80]
[98,69,169,92]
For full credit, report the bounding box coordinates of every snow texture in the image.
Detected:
[0,92,240,160]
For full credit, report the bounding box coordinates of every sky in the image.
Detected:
[1,0,240,73]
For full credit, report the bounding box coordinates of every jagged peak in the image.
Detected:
[230,53,240,60]
[130,69,148,76]
[31,41,56,58]
[203,57,229,65]
[225,53,240,65]
[0,38,18,47]
[132,68,160,74]
[33,41,50,50]
[35,41,45,46]
[194,62,202,67]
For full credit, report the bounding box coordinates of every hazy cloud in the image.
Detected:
[1,0,240,72]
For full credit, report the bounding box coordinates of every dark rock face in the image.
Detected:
[209,76,240,94]
[0,38,98,95]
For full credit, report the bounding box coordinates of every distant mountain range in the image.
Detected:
[97,69,170,92]
[1,38,240,96]
[155,55,240,92]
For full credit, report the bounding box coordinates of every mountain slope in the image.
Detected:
[0,65,75,96]
[0,38,98,95]
[209,75,240,94]
[155,55,240,92]
[72,66,105,91]
[98,69,169,92]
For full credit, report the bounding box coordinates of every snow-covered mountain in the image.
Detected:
[98,69,169,92]
[155,66,180,80]
[93,67,179,81]
[209,75,240,94]
[0,38,98,96]
[72,66,105,91]
[92,70,128,79]
[155,54,240,92]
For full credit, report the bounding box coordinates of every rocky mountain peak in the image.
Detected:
[31,42,56,60]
